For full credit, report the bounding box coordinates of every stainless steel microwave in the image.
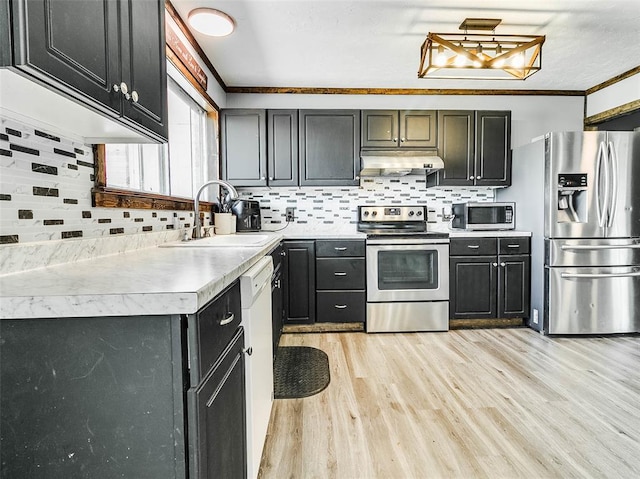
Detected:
[451,202,515,230]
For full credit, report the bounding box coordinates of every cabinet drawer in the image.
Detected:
[316,239,365,257]
[316,258,365,289]
[499,237,530,255]
[190,280,242,384]
[317,291,365,323]
[450,238,497,256]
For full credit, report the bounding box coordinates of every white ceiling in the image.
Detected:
[171,0,640,91]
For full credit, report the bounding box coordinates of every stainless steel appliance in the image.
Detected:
[231,200,261,232]
[358,205,449,332]
[451,202,515,230]
[498,131,640,334]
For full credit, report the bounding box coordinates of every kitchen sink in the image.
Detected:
[161,234,272,248]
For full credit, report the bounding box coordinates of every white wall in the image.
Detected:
[225,93,584,147]
[586,72,640,117]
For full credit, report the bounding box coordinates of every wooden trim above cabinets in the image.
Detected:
[166,46,220,111]
[164,0,228,92]
[585,65,640,95]
[225,86,585,96]
[584,98,640,127]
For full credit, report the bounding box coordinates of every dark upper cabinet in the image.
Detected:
[268,109,299,186]
[119,0,167,140]
[283,240,316,324]
[428,110,511,187]
[361,110,437,148]
[299,110,360,186]
[221,109,268,186]
[475,111,512,186]
[221,109,297,187]
[5,0,167,142]
[434,110,476,185]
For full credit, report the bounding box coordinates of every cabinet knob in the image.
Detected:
[119,82,129,95]
[500,262,506,267]
[243,347,253,356]
[124,92,131,100]
[476,175,482,180]
[131,90,139,103]
[492,262,498,267]
[469,176,475,180]
[401,137,406,142]
[392,138,398,142]
[260,176,266,180]
[112,84,120,93]
[280,251,286,256]
[269,176,273,180]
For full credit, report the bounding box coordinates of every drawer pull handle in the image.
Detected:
[220,312,235,325]
[334,272,347,276]
[467,245,480,249]
[334,247,347,251]
[507,244,520,248]
[334,304,348,309]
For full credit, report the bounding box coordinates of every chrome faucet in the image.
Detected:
[193,180,239,239]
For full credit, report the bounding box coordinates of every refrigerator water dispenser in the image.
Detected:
[557,173,587,222]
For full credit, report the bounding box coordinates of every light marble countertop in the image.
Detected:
[0,233,284,319]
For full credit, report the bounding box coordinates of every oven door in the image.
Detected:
[366,242,449,302]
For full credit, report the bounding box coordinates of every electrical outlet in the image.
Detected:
[532,309,539,324]
[285,207,296,222]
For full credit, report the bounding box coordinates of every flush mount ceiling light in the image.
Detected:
[188,8,235,37]
[418,18,545,80]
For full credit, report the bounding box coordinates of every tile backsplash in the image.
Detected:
[0,115,207,244]
[238,177,495,235]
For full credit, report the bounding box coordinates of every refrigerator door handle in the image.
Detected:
[560,243,640,251]
[595,141,607,228]
[606,141,618,228]
[561,271,640,279]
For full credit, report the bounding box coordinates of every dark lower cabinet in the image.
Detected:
[270,242,285,355]
[450,255,498,318]
[0,281,248,479]
[450,236,530,320]
[188,328,246,479]
[283,240,316,324]
[315,239,366,323]
[499,254,531,317]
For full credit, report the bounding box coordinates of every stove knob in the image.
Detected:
[371,211,378,217]
[363,211,369,216]
[416,210,423,216]
[408,211,415,216]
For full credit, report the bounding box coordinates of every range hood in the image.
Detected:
[360,150,444,177]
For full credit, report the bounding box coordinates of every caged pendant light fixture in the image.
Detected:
[418,18,545,80]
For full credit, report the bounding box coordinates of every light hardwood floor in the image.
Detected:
[258,328,640,479]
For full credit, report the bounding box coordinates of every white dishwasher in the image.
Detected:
[240,256,274,479]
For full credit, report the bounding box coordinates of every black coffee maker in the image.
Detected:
[231,200,261,232]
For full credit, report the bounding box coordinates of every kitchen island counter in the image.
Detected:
[0,233,283,319]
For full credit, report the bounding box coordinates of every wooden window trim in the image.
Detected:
[92,145,216,213]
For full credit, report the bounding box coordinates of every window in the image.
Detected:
[103,77,217,201]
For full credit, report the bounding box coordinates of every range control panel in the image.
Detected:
[359,205,426,222]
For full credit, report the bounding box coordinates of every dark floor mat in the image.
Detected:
[274,346,330,399]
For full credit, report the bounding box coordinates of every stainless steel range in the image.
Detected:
[358,206,449,333]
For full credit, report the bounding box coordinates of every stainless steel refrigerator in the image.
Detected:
[498,131,640,334]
